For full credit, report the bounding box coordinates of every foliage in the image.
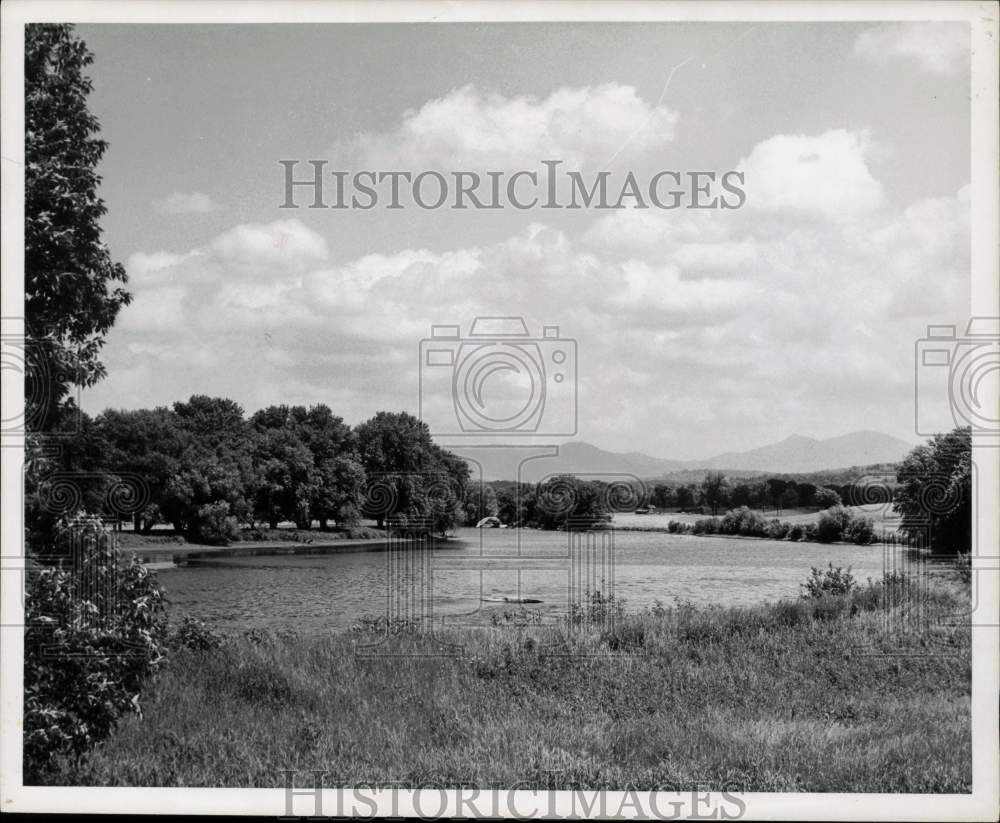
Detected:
[800,563,856,598]
[51,578,971,792]
[534,475,613,531]
[843,515,876,545]
[700,471,728,516]
[894,427,971,554]
[814,487,842,509]
[172,615,225,651]
[355,412,469,534]
[23,515,167,782]
[766,518,790,540]
[719,506,769,537]
[815,505,853,543]
[463,482,499,525]
[24,24,131,428]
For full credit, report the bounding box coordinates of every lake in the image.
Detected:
[157,527,896,634]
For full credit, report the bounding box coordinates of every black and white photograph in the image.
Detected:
[1,1,998,819]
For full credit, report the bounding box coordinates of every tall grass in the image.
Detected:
[41,576,971,792]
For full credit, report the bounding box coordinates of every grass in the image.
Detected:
[116,524,384,553]
[40,576,971,791]
[615,505,899,532]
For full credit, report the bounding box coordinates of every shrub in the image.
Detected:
[24,514,168,782]
[816,506,852,543]
[692,517,720,535]
[815,487,842,508]
[172,615,225,650]
[766,519,790,540]
[602,620,646,651]
[716,507,772,538]
[802,523,818,542]
[843,515,876,545]
[568,590,624,626]
[343,525,382,539]
[801,563,856,598]
[666,520,684,534]
[786,523,805,541]
[192,501,240,545]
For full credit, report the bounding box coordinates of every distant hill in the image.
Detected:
[693,431,916,474]
[452,431,915,481]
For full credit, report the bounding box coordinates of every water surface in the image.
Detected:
[158,527,893,634]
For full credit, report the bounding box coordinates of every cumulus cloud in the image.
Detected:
[737,129,885,220]
[343,83,679,169]
[93,160,970,457]
[854,22,969,76]
[153,191,220,214]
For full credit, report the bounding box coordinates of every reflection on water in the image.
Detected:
[158,527,893,634]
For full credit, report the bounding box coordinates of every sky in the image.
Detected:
[75,22,972,459]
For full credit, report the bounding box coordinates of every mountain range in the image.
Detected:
[450,431,916,482]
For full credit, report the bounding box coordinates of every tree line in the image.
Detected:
[26,400,471,548]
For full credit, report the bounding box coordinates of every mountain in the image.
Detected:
[692,431,916,474]
[454,431,915,481]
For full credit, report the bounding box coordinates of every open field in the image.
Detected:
[40,575,971,791]
[614,506,900,532]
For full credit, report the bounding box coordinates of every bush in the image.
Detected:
[719,506,769,537]
[844,515,876,545]
[802,523,818,542]
[801,563,856,598]
[786,523,805,541]
[24,514,168,781]
[816,506,852,543]
[172,615,225,650]
[692,517,720,535]
[766,519,790,540]
[666,520,684,534]
[192,501,240,545]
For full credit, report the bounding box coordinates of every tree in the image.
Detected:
[779,486,799,512]
[355,411,437,476]
[796,482,817,509]
[700,472,728,516]
[250,427,317,529]
[651,483,675,509]
[535,475,611,530]
[355,412,469,534]
[765,478,788,512]
[675,485,696,511]
[815,486,842,509]
[97,407,189,532]
[25,25,131,433]
[894,427,971,554]
[463,482,499,525]
[815,506,851,543]
[24,24,132,553]
[249,404,362,529]
[313,455,366,529]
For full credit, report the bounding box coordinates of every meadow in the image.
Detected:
[40,571,971,792]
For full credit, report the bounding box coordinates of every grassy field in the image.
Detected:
[614,505,900,532]
[41,574,970,791]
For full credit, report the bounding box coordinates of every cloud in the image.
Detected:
[343,83,679,169]
[854,22,969,76]
[92,165,970,458]
[736,129,885,220]
[153,191,221,214]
